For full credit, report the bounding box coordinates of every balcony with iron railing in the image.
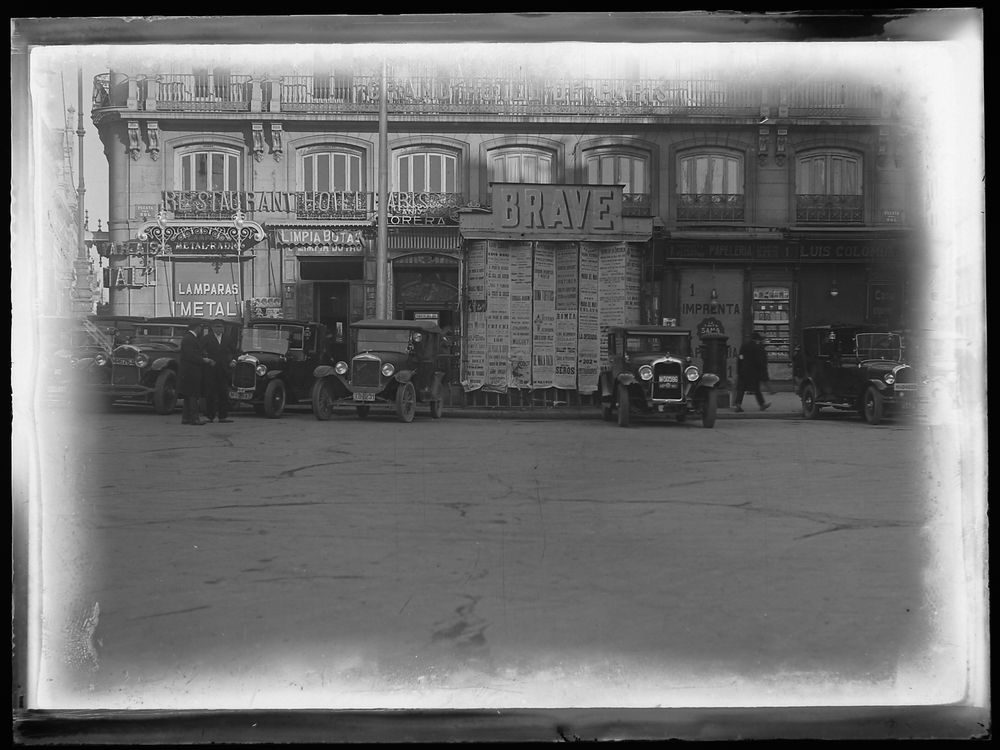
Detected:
[795,194,864,223]
[676,194,745,223]
[93,73,888,119]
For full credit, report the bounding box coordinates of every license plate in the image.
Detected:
[353,392,376,402]
[111,358,133,366]
[229,390,253,401]
[659,375,679,385]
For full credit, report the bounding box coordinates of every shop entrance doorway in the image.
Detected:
[314,281,351,362]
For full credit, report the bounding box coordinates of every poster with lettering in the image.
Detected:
[625,245,642,326]
[554,244,579,390]
[577,243,601,390]
[598,244,628,363]
[462,241,487,391]
[508,243,533,389]
[485,241,511,391]
[531,243,556,388]
[170,261,243,319]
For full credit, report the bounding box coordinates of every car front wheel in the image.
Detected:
[153,370,178,414]
[311,379,334,421]
[801,383,820,419]
[430,399,444,419]
[617,383,631,428]
[701,390,717,428]
[263,379,286,419]
[862,386,884,425]
[396,381,416,423]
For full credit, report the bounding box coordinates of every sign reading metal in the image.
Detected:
[492,184,622,239]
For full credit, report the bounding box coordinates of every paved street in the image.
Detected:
[27,398,971,712]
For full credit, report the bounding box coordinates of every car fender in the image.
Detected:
[395,369,414,383]
[867,378,889,392]
[696,373,720,389]
[265,369,284,380]
[797,377,817,397]
[617,372,637,387]
[151,357,174,371]
[313,364,337,379]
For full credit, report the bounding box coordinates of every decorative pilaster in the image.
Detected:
[776,127,788,167]
[877,128,889,168]
[127,121,142,160]
[147,121,160,161]
[758,127,770,166]
[271,122,283,161]
[252,122,265,162]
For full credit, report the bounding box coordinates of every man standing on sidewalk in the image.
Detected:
[202,319,235,423]
[733,331,773,412]
[178,320,214,426]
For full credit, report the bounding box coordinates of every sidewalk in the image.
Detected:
[441,389,803,420]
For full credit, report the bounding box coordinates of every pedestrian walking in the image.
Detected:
[733,331,774,412]
[202,319,235,423]
[178,320,214,425]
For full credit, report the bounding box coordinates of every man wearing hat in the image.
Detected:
[202,318,235,423]
[178,320,214,425]
[733,331,772,412]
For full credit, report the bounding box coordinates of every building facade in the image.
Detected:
[90,54,920,402]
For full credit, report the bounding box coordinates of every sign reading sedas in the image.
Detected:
[492,184,622,239]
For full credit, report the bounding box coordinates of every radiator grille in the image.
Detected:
[651,361,683,400]
[233,362,257,388]
[352,358,381,388]
[111,348,139,385]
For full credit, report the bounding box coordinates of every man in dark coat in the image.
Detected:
[178,320,214,425]
[201,319,235,423]
[733,331,772,412]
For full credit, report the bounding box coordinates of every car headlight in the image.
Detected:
[94,353,108,367]
[684,365,700,382]
[335,361,348,375]
[638,365,653,381]
[884,373,895,385]
[255,364,267,377]
[381,362,396,377]
[135,353,150,368]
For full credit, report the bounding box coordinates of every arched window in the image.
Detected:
[795,150,863,223]
[396,150,458,193]
[177,149,240,192]
[301,149,364,192]
[676,150,744,222]
[488,147,554,183]
[583,148,651,216]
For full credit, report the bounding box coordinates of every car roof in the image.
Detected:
[610,325,693,335]
[352,318,442,334]
[247,318,317,327]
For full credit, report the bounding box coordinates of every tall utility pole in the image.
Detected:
[72,64,96,315]
[375,58,389,319]
[76,66,86,258]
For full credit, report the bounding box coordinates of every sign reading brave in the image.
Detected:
[492,184,622,239]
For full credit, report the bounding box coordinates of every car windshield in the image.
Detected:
[855,333,903,361]
[251,324,305,349]
[241,327,291,355]
[130,325,187,345]
[626,334,690,356]
[356,328,414,353]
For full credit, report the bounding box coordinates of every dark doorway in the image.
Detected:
[315,281,351,362]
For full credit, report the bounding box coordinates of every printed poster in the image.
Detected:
[462,241,487,391]
[625,245,642,326]
[508,243,533,389]
[554,244,579,390]
[485,241,510,391]
[598,243,628,364]
[531,243,556,388]
[577,243,601,389]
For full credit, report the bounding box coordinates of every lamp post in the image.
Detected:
[376,58,389,319]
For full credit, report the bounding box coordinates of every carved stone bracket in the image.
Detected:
[776,127,788,167]
[147,121,160,161]
[127,121,142,161]
[270,123,283,161]
[252,123,265,162]
[877,127,889,168]
[758,126,770,166]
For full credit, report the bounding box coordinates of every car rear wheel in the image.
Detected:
[153,370,178,414]
[263,379,286,419]
[701,390,717,428]
[862,386,884,425]
[311,379,334,421]
[617,383,631,428]
[396,381,416,423]
[801,383,820,419]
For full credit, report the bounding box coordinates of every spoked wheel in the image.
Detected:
[395,381,416,423]
[801,384,820,419]
[862,386,884,425]
[701,390,717,428]
[311,379,335,421]
[617,383,631,428]
[263,379,286,419]
[152,370,178,414]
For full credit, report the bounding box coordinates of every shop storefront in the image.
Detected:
[458,184,653,400]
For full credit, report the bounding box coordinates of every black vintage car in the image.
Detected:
[599,326,720,428]
[793,324,921,425]
[229,319,331,418]
[44,315,146,402]
[311,319,449,423]
[89,317,228,413]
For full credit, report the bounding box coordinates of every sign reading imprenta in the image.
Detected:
[492,184,622,239]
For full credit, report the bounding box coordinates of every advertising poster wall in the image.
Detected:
[463,241,487,390]
[531,244,556,388]
[485,241,511,391]
[508,243,533,388]
[554,245,579,390]
[577,244,601,391]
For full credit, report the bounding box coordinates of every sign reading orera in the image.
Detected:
[492,184,622,238]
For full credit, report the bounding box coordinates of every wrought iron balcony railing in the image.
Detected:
[676,193,745,222]
[795,194,864,223]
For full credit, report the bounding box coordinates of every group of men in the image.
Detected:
[178,318,236,426]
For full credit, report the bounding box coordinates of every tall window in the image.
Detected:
[396,150,458,193]
[795,150,863,223]
[584,149,651,215]
[178,149,240,191]
[302,150,364,191]
[676,150,744,222]
[488,147,554,183]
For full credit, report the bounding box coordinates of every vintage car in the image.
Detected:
[598,326,720,428]
[229,319,331,418]
[88,317,228,413]
[311,319,449,423]
[44,315,146,401]
[793,324,921,425]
